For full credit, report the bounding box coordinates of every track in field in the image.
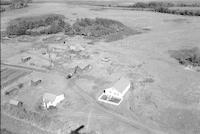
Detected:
[1,66,32,89]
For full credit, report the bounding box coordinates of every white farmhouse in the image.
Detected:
[42,93,65,109]
[103,77,131,100]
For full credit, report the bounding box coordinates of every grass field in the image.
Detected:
[1,1,200,134]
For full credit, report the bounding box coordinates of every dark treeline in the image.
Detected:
[0,0,33,12]
[6,14,66,36]
[0,0,11,12]
[66,18,128,37]
[130,2,175,8]
[130,1,200,8]
[6,14,130,38]
[128,1,200,16]
[155,7,200,16]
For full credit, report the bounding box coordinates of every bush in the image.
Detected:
[6,14,66,36]
[10,0,28,9]
[132,2,148,8]
[64,23,73,35]
[169,47,200,67]
[46,20,64,34]
[155,7,169,13]
[68,18,128,37]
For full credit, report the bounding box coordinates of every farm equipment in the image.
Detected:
[65,64,92,79]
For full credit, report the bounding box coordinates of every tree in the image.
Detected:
[10,0,28,9]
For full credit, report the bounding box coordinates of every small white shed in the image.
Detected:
[9,99,23,107]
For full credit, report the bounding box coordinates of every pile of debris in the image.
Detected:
[5,83,24,96]
[66,63,92,79]
[30,79,42,86]
[68,43,85,53]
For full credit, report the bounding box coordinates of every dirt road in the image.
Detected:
[1,63,48,73]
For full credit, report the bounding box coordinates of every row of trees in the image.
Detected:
[65,18,128,37]
[10,0,29,9]
[130,2,175,8]
[0,0,10,12]
[6,14,66,36]
[129,1,200,16]
[0,0,32,12]
[131,1,200,8]
[155,7,200,16]
[0,0,12,5]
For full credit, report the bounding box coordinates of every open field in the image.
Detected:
[1,0,200,134]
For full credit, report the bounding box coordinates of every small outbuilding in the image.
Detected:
[21,56,31,63]
[42,93,65,109]
[9,99,23,107]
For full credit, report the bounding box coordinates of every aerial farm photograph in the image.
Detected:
[0,0,200,134]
